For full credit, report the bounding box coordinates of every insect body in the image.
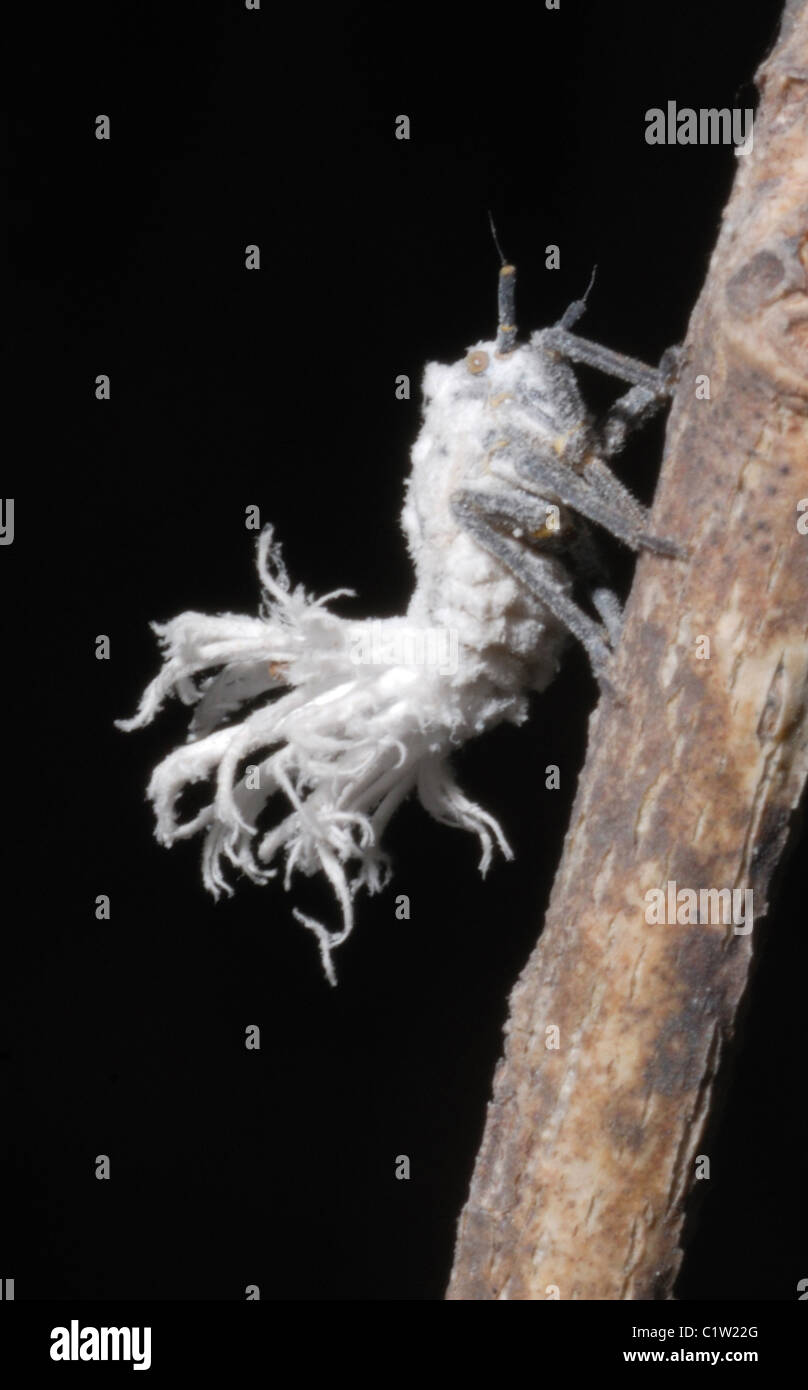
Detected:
[118,262,680,983]
[404,262,680,694]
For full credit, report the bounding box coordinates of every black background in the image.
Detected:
[5,0,806,1304]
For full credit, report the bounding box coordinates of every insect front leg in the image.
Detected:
[598,346,682,457]
[541,322,679,393]
[542,321,682,458]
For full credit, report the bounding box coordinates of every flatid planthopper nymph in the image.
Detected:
[118,250,681,983]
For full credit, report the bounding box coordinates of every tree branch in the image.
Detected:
[447,2,808,1301]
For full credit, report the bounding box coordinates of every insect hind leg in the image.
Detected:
[506,441,676,557]
[450,488,617,688]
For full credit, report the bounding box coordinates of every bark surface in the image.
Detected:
[447,2,808,1301]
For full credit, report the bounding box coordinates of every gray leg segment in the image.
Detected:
[580,455,649,531]
[540,326,666,390]
[600,382,666,456]
[457,486,557,536]
[451,489,616,684]
[599,348,681,456]
[577,457,684,557]
[591,586,624,648]
[505,440,676,556]
[543,326,681,458]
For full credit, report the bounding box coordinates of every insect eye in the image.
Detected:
[466,350,489,375]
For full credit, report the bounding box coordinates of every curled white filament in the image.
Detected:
[117,528,523,984]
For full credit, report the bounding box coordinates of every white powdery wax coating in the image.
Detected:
[402,337,572,694]
[118,334,573,983]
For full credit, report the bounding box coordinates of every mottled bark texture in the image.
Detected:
[447,3,808,1301]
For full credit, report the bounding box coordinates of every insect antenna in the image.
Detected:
[487,212,518,355]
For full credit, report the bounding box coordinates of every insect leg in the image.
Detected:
[454,487,556,535]
[591,586,624,648]
[541,328,682,461]
[451,488,616,684]
[599,349,682,458]
[541,324,681,395]
[451,487,636,620]
[601,382,666,454]
[578,455,649,531]
[577,456,684,557]
[506,442,668,555]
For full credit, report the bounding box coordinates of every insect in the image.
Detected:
[117,255,681,984]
